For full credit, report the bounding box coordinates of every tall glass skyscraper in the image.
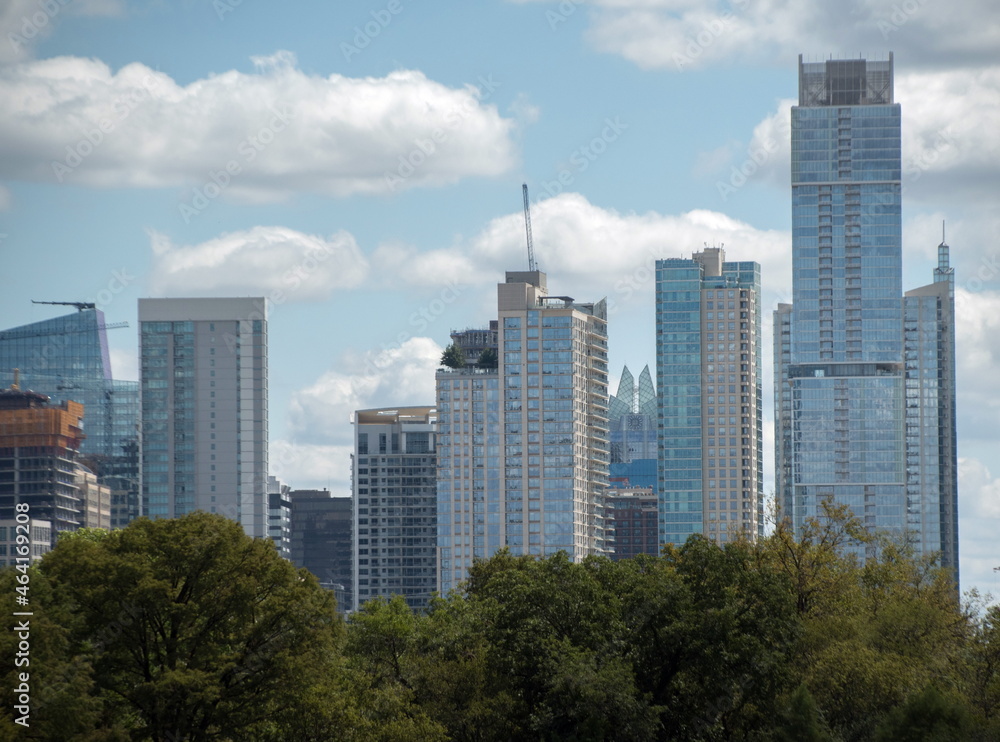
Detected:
[608,365,658,492]
[656,248,763,547]
[436,271,609,594]
[0,308,140,527]
[774,55,957,574]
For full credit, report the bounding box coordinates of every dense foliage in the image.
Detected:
[1,508,998,741]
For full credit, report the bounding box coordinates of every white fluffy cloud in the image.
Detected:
[735,68,1000,204]
[528,0,1000,71]
[147,226,369,300]
[384,191,792,307]
[269,439,354,496]
[957,457,1000,598]
[954,288,1000,448]
[0,52,517,198]
[288,337,442,445]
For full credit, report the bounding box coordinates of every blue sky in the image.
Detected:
[0,0,998,599]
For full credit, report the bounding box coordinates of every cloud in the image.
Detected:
[954,288,1000,448]
[288,337,442,445]
[0,0,124,64]
[957,457,1000,599]
[269,439,354,495]
[148,226,369,300]
[716,67,1000,209]
[0,52,517,198]
[383,191,792,308]
[542,0,1000,71]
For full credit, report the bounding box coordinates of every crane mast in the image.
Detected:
[522,183,537,272]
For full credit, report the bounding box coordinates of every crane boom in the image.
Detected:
[522,183,537,272]
[32,300,96,311]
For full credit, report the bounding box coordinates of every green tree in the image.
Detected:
[874,683,976,742]
[772,684,835,742]
[39,513,344,741]
[440,343,466,369]
[476,347,498,369]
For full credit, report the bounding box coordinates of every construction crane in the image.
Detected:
[0,302,128,341]
[522,183,537,271]
[32,300,96,311]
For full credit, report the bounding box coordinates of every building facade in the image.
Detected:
[267,475,292,560]
[0,518,52,566]
[901,237,958,572]
[608,365,658,492]
[139,298,268,539]
[774,54,957,574]
[0,307,140,527]
[656,248,763,547]
[290,488,353,612]
[606,487,659,560]
[436,271,609,595]
[352,406,438,612]
[0,387,85,543]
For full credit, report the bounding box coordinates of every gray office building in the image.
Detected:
[139,298,268,538]
[352,406,438,612]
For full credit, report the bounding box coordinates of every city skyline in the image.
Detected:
[0,2,997,597]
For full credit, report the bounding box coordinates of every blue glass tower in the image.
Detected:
[0,308,140,527]
[608,365,658,492]
[776,55,956,575]
[776,55,905,541]
[656,249,763,547]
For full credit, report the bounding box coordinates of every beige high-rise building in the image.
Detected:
[436,271,609,594]
[76,465,112,530]
[656,248,763,547]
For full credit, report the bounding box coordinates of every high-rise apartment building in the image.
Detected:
[656,248,763,547]
[290,488,353,612]
[352,406,438,612]
[606,487,659,560]
[0,386,85,542]
[774,54,957,573]
[0,307,139,527]
[139,298,268,539]
[436,271,609,595]
[902,236,958,572]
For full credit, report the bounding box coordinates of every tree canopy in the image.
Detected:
[1,507,997,741]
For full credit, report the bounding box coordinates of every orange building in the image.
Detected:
[0,385,86,543]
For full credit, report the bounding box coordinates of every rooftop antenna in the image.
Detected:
[522,183,537,271]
